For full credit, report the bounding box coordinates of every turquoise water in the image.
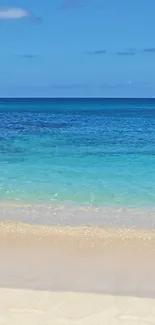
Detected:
[0,98,155,207]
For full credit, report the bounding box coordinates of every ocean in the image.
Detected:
[0,98,155,209]
[1,98,155,308]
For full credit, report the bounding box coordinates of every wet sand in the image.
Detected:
[1,203,155,323]
[1,220,155,297]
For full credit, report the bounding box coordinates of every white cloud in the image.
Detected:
[0,7,30,20]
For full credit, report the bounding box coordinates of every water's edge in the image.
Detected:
[0,201,155,228]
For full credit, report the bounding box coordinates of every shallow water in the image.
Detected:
[0,202,155,228]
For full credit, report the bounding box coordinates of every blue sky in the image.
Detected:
[0,0,155,97]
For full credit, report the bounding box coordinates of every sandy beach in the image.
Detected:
[1,53,155,323]
[0,210,155,324]
[1,288,155,324]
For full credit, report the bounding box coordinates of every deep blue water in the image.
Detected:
[0,98,155,207]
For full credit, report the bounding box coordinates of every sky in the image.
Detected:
[0,0,155,97]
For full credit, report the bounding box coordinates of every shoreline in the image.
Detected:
[1,200,155,210]
[0,201,155,228]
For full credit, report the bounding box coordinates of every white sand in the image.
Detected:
[1,289,155,325]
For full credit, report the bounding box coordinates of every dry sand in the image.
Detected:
[1,288,155,325]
